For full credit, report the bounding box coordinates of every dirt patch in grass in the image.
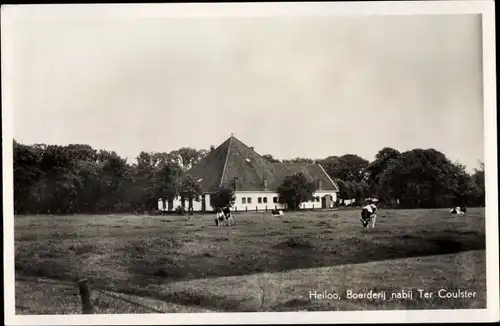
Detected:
[202,252,214,258]
[273,238,314,250]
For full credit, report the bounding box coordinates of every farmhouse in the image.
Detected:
[159,135,339,212]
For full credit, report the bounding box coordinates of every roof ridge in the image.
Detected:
[218,135,233,188]
[317,163,339,192]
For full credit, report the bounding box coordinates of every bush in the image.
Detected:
[210,187,235,210]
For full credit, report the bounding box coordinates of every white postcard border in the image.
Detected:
[2,1,498,325]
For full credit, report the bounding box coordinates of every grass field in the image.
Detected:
[14,208,486,314]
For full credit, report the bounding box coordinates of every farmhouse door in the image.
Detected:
[322,195,332,209]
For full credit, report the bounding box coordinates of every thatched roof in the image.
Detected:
[186,135,339,193]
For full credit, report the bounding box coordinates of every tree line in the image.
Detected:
[13,141,206,214]
[13,140,484,214]
[266,148,484,209]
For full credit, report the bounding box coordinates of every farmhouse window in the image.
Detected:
[242,197,246,204]
[258,197,262,204]
[273,197,278,203]
[263,197,268,203]
[247,197,252,204]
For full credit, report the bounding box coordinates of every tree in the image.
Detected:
[282,157,314,164]
[97,150,130,212]
[320,154,369,183]
[365,147,401,194]
[167,147,208,171]
[334,179,354,204]
[155,162,181,211]
[277,173,316,210]
[262,154,281,163]
[13,140,44,213]
[131,151,160,211]
[210,187,235,210]
[36,144,80,214]
[468,161,485,207]
[377,149,467,208]
[177,175,202,211]
[352,180,370,202]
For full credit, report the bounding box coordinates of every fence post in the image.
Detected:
[265,205,267,212]
[78,279,94,314]
[256,206,258,212]
[313,204,314,209]
[245,206,248,212]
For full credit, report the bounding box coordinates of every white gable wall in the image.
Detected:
[159,191,337,212]
[157,196,203,211]
[231,190,338,212]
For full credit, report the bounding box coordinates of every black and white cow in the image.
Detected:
[215,207,235,226]
[360,200,378,228]
[271,209,284,217]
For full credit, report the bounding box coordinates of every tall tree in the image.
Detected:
[365,147,401,194]
[13,140,44,213]
[130,151,159,211]
[320,154,369,183]
[277,173,316,210]
[377,149,466,208]
[97,150,130,211]
[167,147,208,171]
[177,175,202,211]
[334,179,354,204]
[36,144,81,213]
[155,162,182,210]
[469,161,485,207]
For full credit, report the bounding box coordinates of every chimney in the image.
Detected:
[263,178,268,190]
[210,145,215,152]
[233,177,238,190]
[250,146,254,151]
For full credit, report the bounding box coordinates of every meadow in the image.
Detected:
[14,208,486,314]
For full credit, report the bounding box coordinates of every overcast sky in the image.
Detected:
[5,9,484,171]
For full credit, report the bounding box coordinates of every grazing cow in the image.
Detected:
[271,209,284,217]
[214,207,235,226]
[360,199,378,228]
[223,207,235,226]
[215,210,224,226]
[450,206,466,215]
